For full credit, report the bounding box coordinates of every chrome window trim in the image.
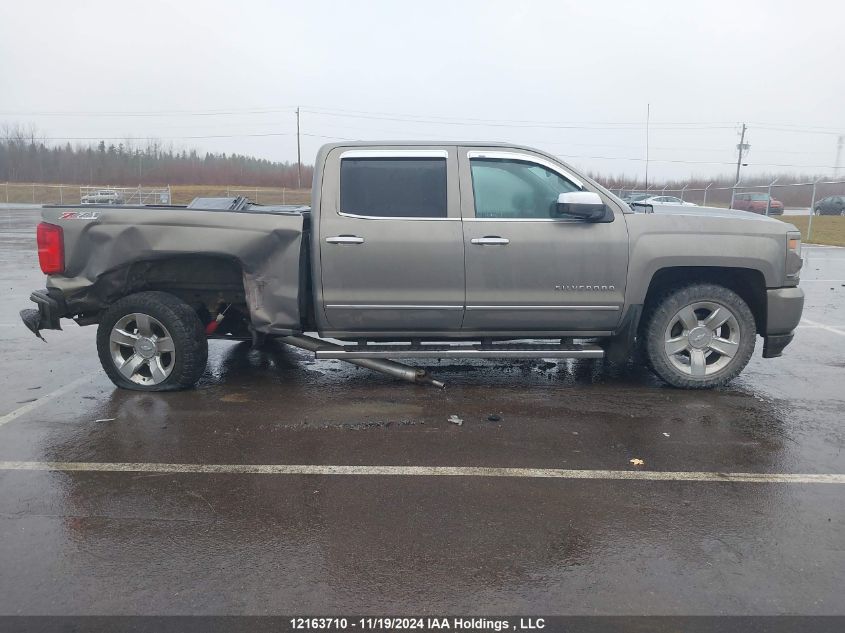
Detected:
[340,149,449,159]
[338,149,452,220]
[466,150,584,189]
[337,212,459,221]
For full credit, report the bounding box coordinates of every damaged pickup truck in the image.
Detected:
[21,142,805,391]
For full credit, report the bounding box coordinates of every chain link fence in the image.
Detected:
[1,183,171,206]
[1,183,312,207]
[3,178,843,244]
[610,178,845,213]
[608,178,845,243]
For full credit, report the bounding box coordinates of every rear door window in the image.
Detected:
[340,158,447,218]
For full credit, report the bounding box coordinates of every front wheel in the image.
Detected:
[96,291,208,391]
[642,284,756,389]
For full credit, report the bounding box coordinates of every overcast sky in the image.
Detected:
[1,0,843,182]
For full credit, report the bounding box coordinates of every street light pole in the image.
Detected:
[296,107,302,190]
[644,103,650,190]
[735,123,748,184]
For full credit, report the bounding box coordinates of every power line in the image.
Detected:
[754,125,845,136]
[16,132,297,141]
[3,104,843,136]
[0,103,736,127]
[555,154,840,169]
[0,107,297,117]
[543,140,828,155]
[301,106,738,128]
[8,133,839,169]
[301,132,361,141]
[300,108,736,131]
[751,122,845,133]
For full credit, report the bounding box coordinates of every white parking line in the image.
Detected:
[0,375,95,428]
[800,318,845,337]
[0,461,843,484]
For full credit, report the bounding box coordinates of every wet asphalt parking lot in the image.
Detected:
[0,205,844,617]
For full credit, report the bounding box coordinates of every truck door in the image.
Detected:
[319,147,465,332]
[458,148,628,332]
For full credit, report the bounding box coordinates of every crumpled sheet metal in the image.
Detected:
[43,207,306,334]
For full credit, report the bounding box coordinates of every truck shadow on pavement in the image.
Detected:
[26,339,792,475]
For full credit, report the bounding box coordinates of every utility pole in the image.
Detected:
[296,107,302,189]
[644,103,650,190]
[835,135,844,178]
[735,123,749,183]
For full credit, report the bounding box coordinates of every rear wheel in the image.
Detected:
[96,291,208,391]
[642,284,756,389]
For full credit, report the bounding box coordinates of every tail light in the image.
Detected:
[36,222,64,274]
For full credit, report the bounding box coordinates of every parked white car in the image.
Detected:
[638,195,698,207]
[81,189,125,205]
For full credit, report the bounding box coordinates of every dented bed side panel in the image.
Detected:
[41,206,306,334]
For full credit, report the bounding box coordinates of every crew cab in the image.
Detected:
[21,142,804,391]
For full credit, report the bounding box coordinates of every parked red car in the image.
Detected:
[731,192,784,215]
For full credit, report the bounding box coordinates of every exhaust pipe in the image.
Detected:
[281,335,445,388]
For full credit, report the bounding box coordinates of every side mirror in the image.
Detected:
[556,191,608,221]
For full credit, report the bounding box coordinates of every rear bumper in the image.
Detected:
[762,286,804,358]
[19,288,67,339]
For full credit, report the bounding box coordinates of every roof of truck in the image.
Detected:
[318,140,547,149]
[315,140,569,170]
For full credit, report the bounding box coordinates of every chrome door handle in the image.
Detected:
[325,235,364,245]
[471,236,509,245]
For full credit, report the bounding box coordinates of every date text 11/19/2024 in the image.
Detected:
[289,616,546,631]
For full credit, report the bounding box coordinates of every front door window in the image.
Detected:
[470,158,580,219]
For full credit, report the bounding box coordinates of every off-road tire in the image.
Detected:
[96,291,208,391]
[643,283,756,389]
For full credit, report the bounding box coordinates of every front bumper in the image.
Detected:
[19,288,67,339]
[762,287,804,358]
[763,333,794,358]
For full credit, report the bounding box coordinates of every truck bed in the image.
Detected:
[40,200,311,335]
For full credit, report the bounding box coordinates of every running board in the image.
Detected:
[314,342,605,360]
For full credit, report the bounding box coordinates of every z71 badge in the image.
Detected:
[59,211,100,220]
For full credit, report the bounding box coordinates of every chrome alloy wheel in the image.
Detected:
[663,301,741,378]
[109,313,175,386]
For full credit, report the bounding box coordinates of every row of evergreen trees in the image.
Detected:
[0,124,312,187]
